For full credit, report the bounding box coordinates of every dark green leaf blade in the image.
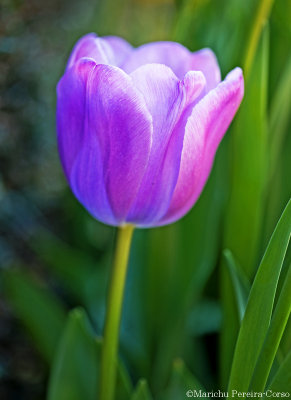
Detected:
[224,23,269,281]
[220,24,269,387]
[3,268,66,364]
[47,308,99,400]
[228,198,291,392]
[31,231,95,300]
[159,358,207,400]
[223,249,250,321]
[147,159,223,390]
[263,352,291,397]
[47,308,132,400]
[250,263,291,391]
[269,53,291,176]
[131,379,153,400]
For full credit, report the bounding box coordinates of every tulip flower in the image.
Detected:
[56,33,244,400]
[57,33,244,229]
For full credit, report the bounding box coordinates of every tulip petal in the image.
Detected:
[103,36,133,67]
[122,42,189,78]
[159,67,244,226]
[121,42,220,89]
[66,33,114,69]
[70,138,117,225]
[127,64,206,225]
[57,59,115,224]
[68,62,153,224]
[190,48,221,93]
[57,58,93,179]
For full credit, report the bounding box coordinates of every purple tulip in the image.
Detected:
[57,33,244,228]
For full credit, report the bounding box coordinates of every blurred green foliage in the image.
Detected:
[0,0,290,399]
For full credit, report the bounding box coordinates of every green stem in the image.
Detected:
[244,0,275,78]
[99,224,135,400]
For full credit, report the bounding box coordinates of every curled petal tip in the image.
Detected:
[224,67,245,106]
[182,70,207,104]
[225,67,244,88]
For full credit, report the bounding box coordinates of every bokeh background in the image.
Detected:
[0,0,290,399]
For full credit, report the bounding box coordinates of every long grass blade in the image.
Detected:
[228,198,291,392]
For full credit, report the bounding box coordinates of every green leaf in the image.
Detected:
[220,25,269,387]
[243,1,274,78]
[47,308,99,400]
[31,230,111,329]
[147,158,224,390]
[263,351,291,396]
[131,379,153,400]
[264,53,291,247]
[3,268,66,364]
[114,348,133,400]
[173,0,206,43]
[250,263,291,391]
[269,53,291,177]
[224,23,269,280]
[160,358,207,400]
[228,198,291,392]
[31,231,95,300]
[279,317,291,360]
[47,308,132,400]
[223,249,250,321]
[118,229,150,378]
